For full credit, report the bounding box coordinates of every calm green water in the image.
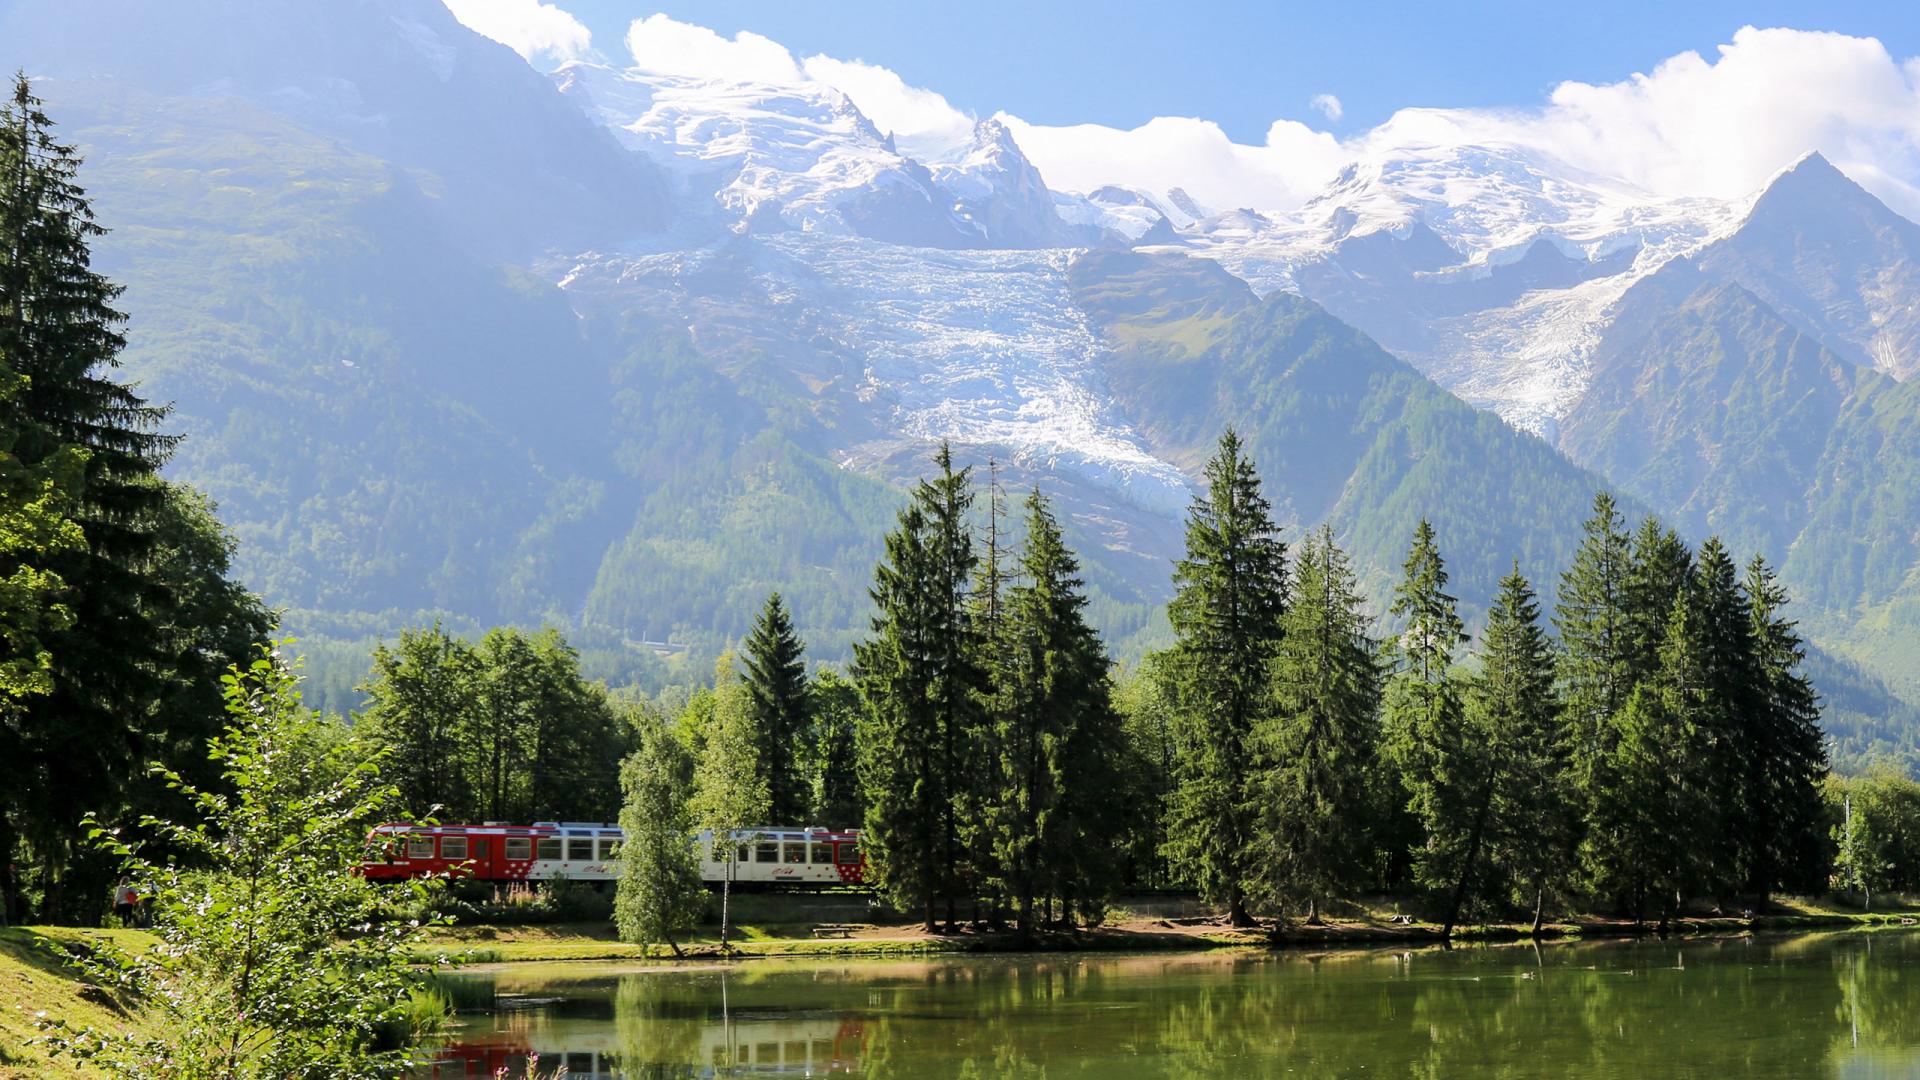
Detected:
[425,931,1920,1079]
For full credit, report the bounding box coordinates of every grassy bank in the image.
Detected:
[0,927,150,1078]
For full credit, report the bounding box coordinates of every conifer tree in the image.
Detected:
[1741,555,1828,903]
[743,591,811,823]
[1381,520,1472,906]
[1583,675,1693,925]
[853,444,983,931]
[996,489,1124,929]
[1554,493,1634,808]
[1622,517,1691,681]
[1261,526,1381,923]
[1587,592,1717,925]
[0,73,206,918]
[1160,429,1287,926]
[966,462,1012,921]
[1684,537,1759,900]
[0,374,82,918]
[615,725,705,958]
[1477,564,1571,936]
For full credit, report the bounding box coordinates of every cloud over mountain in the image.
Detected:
[526,11,1920,221]
[441,0,591,63]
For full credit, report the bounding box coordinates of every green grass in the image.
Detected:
[0,927,154,1078]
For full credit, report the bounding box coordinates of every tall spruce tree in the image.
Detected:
[966,462,1012,922]
[1686,537,1760,901]
[853,444,983,931]
[1477,564,1572,936]
[743,592,812,824]
[1742,556,1829,902]
[0,73,202,919]
[0,373,82,921]
[1584,672,1695,925]
[1260,526,1381,924]
[995,489,1124,929]
[1160,429,1288,926]
[1554,493,1634,814]
[1381,520,1472,908]
[1622,517,1691,682]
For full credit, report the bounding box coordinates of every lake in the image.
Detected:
[424,930,1920,1078]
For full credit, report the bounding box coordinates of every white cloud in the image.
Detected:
[624,14,803,85]
[799,54,975,159]
[606,17,1920,220]
[1500,27,1920,213]
[1000,114,1347,213]
[441,0,591,64]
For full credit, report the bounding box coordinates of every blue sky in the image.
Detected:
[553,0,1919,139]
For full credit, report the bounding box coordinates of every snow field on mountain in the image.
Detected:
[758,236,1193,514]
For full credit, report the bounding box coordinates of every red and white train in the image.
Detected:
[360,821,867,888]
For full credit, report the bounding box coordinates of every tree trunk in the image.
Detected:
[924,893,936,935]
[0,812,15,926]
[1228,885,1255,929]
[665,932,685,959]
[1530,883,1546,939]
[720,863,733,950]
[1307,896,1320,926]
[1442,785,1495,942]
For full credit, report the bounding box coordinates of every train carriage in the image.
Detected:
[361,821,865,888]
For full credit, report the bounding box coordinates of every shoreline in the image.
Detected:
[418,906,1920,967]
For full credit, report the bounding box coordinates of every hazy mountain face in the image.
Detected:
[3,1,1916,713]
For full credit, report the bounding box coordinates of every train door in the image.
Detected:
[472,837,493,880]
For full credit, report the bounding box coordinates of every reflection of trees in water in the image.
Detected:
[1830,931,1920,1071]
[611,972,705,1078]
[457,935,1920,1077]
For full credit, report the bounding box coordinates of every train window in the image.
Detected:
[598,838,619,861]
[567,838,594,862]
[536,837,561,861]
[755,842,778,863]
[837,841,861,863]
[505,837,532,861]
[440,836,468,861]
[811,843,832,864]
[736,843,750,863]
[406,835,434,860]
[566,1053,594,1075]
[783,843,805,864]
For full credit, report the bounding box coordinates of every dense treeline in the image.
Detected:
[1133,434,1832,931]
[356,624,637,824]
[0,76,270,923]
[607,432,1856,939]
